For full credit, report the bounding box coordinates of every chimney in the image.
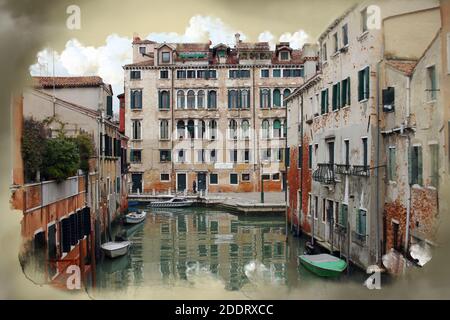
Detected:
[235,33,241,45]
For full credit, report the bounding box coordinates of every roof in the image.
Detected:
[33,76,112,93]
[124,60,155,68]
[176,43,210,52]
[237,42,270,51]
[386,59,418,76]
[132,37,156,45]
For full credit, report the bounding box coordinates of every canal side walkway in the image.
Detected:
[128,192,287,215]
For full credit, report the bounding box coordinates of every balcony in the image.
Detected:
[335,164,351,175]
[351,165,370,177]
[312,163,336,185]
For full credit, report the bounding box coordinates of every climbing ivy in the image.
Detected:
[73,132,95,173]
[22,118,48,182]
[42,134,80,182]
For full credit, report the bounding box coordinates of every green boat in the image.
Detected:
[299,254,347,277]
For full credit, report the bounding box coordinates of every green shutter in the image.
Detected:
[358,70,362,101]
[332,85,337,110]
[228,91,232,109]
[347,77,351,105]
[158,91,162,108]
[337,82,341,108]
[418,146,423,185]
[408,146,413,184]
[365,67,370,100]
[106,96,113,117]
[137,90,142,109]
[130,91,135,109]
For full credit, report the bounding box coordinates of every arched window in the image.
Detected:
[187,120,195,139]
[177,90,185,109]
[197,90,205,109]
[262,119,270,139]
[283,89,291,106]
[208,90,217,109]
[241,120,250,139]
[199,120,206,139]
[159,90,170,109]
[160,120,169,140]
[273,119,281,138]
[260,89,270,108]
[209,120,217,140]
[177,120,185,139]
[229,119,237,139]
[187,90,195,109]
[273,89,281,107]
[228,90,238,109]
[241,90,249,109]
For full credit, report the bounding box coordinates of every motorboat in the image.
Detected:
[148,197,194,208]
[124,211,147,224]
[101,241,132,258]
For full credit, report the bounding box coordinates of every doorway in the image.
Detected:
[197,172,206,192]
[177,173,187,192]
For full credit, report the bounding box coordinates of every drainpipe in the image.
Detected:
[404,76,412,257]
[299,93,304,237]
[375,60,382,265]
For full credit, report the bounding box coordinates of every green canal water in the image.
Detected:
[93,206,374,298]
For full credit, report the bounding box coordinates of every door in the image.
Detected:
[131,173,142,193]
[325,200,334,242]
[282,172,287,191]
[47,224,57,277]
[197,173,206,191]
[177,173,186,192]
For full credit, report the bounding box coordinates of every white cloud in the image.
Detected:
[279,30,310,49]
[258,31,276,49]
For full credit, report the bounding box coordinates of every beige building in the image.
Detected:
[286,0,441,270]
[123,35,318,194]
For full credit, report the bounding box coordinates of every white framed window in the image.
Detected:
[230,173,239,185]
[131,119,142,140]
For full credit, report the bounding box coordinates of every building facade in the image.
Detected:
[286,0,442,270]
[124,35,318,195]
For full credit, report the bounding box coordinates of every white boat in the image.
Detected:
[101,241,131,258]
[124,211,147,224]
[148,197,194,208]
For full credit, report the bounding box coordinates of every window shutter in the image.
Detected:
[130,91,135,109]
[365,67,370,100]
[238,90,242,109]
[137,90,142,108]
[106,96,113,117]
[77,210,83,240]
[347,77,351,104]
[83,207,91,236]
[356,209,360,234]
[158,91,162,108]
[408,147,413,184]
[332,85,337,110]
[337,83,341,108]
[418,147,423,185]
[228,91,232,109]
[247,90,250,108]
[358,70,363,101]
[61,219,71,253]
[70,214,77,245]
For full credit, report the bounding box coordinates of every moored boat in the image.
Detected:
[124,211,147,224]
[148,197,194,208]
[101,241,132,258]
[299,253,347,277]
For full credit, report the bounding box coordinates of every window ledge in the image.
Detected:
[357,31,369,42]
[331,51,340,58]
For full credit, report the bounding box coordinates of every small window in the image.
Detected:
[280,51,289,60]
[159,90,170,109]
[132,120,142,140]
[426,65,438,101]
[273,69,281,77]
[242,173,250,181]
[177,70,186,79]
[210,173,218,185]
[230,173,238,185]
[162,52,170,63]
[130,149,142,163]
[341,77,351,107]
[308,145,313,169]
[210,149,217,163]
[262,174,270,180]
[410,145,423,185]
[430,144,438,187]
[130,89,142,110]
[383,87,395,112]
[362,137,368,169]
[272,173,280,180]
[160,173,170,181]
[356,209,367,236]
[358,67,370,101]
[321,89,329,114]
[160,70,169,79]
[187,70,196,78]
[244,149,250,162]
[130,70,141,80]
[342,24,349,47]
[361,8,368,33]
[322,43,328,62]
[333,33,339,53]
[160,149,171,162]
[261,69,269,78]
[388,147,396,182]
[139,47,146,55]
[177,149,185,163]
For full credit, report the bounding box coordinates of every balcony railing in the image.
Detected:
[335,164,351,175]
[351,165,370,177]
[312,163,336,184]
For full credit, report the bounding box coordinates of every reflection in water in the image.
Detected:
[95,207,367,294]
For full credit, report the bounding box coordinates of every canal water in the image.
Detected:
[92,206,373,298]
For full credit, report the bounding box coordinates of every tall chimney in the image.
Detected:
[235,33,241,45]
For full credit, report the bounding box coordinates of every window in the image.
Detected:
[177,70,186,79]
[341,77,351,107]
[273,119,282,138]
[210,173,218,184]
[261,149,271,162]
[356,209,367,236]
[187,90,195,109]
[285,147,290,167]
[209,120,217,140]
[328,140,335,165]
[333,33,339,53]
[160,173,170,181]
[228,90,238,109]
[262,174,270,180]
[197,90,205,108]
[361,8,368,33]
[260,89,271,108]
[272,173,280,180]
[241,120,250,139]
[362,137,368,169]
[132,120,142,140]
[342,24,349,47]
[274,148,282,162]
[338,204,348,227]
[321,89,329,114]
[314,196,318,219]
[308,144,313,169]
[388,147,396,182]
[210,149,217,163]
[229,69,250,78]
[261,69,269,78]
[130,149,142,163]
[177,120,185,139]
[130,70,141,80]
[199,120,206,139]
[358,67,370,101]
[293,69,303,77]
[410,145,423,185]
[159,90,170,109]
[322,199,327,223]
[160,119,169,140]
[383,87,395,112]
[197,70,206,79]
[162,52,170,63]
[241,90,250,109]
[177,90,185,109]
[177,149,185,163]
[273,89,281,107]
[198,149,205,163]
[230,173,238,185]
[344,140,350,167]
[230,149,238,163]
[139,47,146,55]
[322,43,328,62]
[160,70,169,79]
[187,70,196,78]
[332,82,341,110]
[426,65,438,101]
[242,173,250,181]
[280,51,289,61]
[283,69,292,77]
[430,144,438,188]
[208,70,217,79]
[160,150,171,162]
[130,89,142,109]
[244,149,250,162]
[262,119,270,139]
[273,69,281,77]
[229,119,238,139]
[298,145,302,168]
[187,120,195,139]
[207,90,217,109]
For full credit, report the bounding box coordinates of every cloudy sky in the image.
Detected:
[28,0,359,110]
